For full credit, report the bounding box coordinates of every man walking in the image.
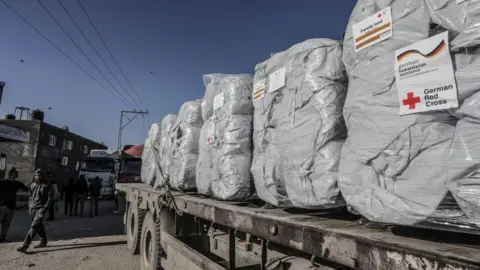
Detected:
[61,177,75,216]
[17,169,54,253]
[74,175,88,217]
[89,176,102,217]
[0,168,29,243]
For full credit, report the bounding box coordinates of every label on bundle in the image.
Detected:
[206,119,215,144]
[352,7,393,52]
[213,93,224,111]
[268,67,286,93]
[253,79,266,101]
[457,0,468,4]
[394,31,458,115]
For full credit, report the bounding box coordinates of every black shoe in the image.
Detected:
[17,246,28,253]
[34,243,47,248]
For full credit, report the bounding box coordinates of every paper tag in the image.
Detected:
[352,7,393,52]
[206,119,215,144]
[457,0,467,4]
[253,79,266,101]
[213,93,224,111]
[268,68,286,93]
[395,32,458,115]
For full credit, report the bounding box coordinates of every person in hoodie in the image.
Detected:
[61,177,75,216]
[17,169,54,253]
[89,176,102,217]
[74,175,88,217]
[0,168,29,243]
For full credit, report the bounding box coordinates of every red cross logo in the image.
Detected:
[378,13,382,18]
[402,92,421,110]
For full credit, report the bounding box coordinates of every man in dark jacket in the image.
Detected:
[61,177,75,216]
[74,175,88,217]
[17,169,54,253]
[45,169,56,221]
[89,177,102,217]
[0,168,29,243]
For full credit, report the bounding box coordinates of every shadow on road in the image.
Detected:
[7,200,125,243]
[26,240,127,254]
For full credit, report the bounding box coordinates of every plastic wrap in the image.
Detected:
[196,74,254,200]
[141,123,162,186]
[425,0,480,226]
[339,0,458,226]
[251,38,347,208]
[153,114,177,189]
[169,101,203,190]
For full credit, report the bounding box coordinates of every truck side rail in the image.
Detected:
[117,183,480,270]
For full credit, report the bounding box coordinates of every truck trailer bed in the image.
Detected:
[117,183,480,270]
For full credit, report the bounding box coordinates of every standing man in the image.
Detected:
[61,177,75,216]
[46,168,58,221]
[0,168,29,243]
[89,176,102,217]
[74,175,88,217]
[17,169,53,253]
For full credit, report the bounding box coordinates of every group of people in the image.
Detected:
[0,167,104,253]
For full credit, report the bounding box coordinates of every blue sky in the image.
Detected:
[0,0,356,149]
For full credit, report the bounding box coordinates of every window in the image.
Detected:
[61,156,68,166]
[84,145,88,154]
[67,140,73,150]
[49,135,56,147]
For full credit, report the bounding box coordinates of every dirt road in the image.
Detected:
[0,200,139,270]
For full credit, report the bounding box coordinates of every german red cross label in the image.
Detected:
[394,31,458,115]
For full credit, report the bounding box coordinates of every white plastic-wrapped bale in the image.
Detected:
[153,114,177,189]
[141,123,161,186]
[339,0,457,226]
[196,73,254,200]
[251,38,347,208]
[169,101,203,190]
[426,0,480,227]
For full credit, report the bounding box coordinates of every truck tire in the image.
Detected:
[126,204,145,255]
[140,211,163,270]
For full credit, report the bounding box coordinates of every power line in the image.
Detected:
[35,0,136,109]
[55,0,142,110]
[76,0,148,110]
[0,0,130,107]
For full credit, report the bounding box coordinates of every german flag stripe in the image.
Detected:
[397,40,446,62]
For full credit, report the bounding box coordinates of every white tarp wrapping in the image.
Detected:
[141,123,161,186]
[153,114,177,189]
[426,0,480,226]
[339,0,459,225]
[196,74,254,200]
[169,101,203,190]
[251,38,347,208]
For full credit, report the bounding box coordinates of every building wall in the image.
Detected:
[35,122,107,188]
[0,120,41,184]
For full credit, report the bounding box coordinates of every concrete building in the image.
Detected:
[0,119,106,186]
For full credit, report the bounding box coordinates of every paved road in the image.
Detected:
[0,200,139,270]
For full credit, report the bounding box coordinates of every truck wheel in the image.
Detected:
[126,204,145,255]
[140,212,162,270]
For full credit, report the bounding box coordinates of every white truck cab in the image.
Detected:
[78,149,119,199]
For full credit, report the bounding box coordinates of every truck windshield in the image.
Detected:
[82,159,116,172]
[122,158,141,174]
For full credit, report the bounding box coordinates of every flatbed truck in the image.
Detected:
[116,183,480,270]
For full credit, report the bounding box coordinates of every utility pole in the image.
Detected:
[117,110,148,151]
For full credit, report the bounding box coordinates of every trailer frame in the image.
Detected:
[117,183,480,270]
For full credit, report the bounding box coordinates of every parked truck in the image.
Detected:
[80,149,118,199]
[117,144,143,183]
[115,182,480,270]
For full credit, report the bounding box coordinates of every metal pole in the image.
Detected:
[117,111,123,152]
